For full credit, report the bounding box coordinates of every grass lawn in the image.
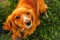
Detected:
[0,0,60,40]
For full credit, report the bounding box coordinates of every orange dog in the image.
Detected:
[3,0,48,40]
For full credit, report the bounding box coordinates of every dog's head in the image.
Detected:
[13,7,39,29]
[3,6,40,36]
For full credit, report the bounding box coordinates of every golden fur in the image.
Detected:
[3,0,48,40]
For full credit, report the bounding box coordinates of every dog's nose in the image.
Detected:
[26,20,31,26]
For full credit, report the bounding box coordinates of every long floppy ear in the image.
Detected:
[34,14,40,26]
[35,17,40,26]
[3,15,12,31]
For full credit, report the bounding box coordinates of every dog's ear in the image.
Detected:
[3,16,12,31]
[35,16,40,26]
[36,19,40,26]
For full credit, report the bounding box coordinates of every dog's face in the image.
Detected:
[13,7,35,29]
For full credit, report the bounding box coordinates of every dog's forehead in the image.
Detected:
[13,7,33,13]
[17,7,27,11]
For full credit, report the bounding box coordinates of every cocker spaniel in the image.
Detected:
[3,0,48,40]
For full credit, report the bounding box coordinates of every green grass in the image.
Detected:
[0,33,12,40]
[0,0,60,40]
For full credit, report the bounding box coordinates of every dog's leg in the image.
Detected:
[38,0,48,14]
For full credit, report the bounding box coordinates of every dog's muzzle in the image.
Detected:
[23,16,32,29]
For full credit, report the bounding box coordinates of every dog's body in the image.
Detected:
[3,0,48,40]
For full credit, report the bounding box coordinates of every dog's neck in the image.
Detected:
[16,0,38,14]
[17,0,37,8]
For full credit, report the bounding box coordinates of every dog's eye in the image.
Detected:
[26,12,30,15]
[16,16,20,19]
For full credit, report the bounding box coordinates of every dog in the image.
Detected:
[3,0,48,40]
